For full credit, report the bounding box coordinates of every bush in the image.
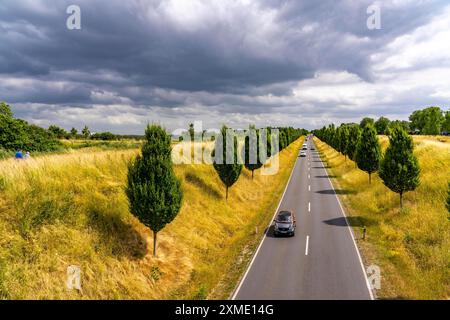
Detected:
[91,132,117,140]
[0,103,61,152]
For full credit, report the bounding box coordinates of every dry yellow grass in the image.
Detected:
[314,135,450,299]
[0,138,303,299]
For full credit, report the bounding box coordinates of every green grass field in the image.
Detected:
[314,135,450,299]
[0,138,302,299]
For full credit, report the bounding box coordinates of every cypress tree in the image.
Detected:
[375,116,391,135]
[360,117,374,129]
[338,125,350,160]
[346,124,361,164]
[379,126,420,209]
[126,124,183,257]
[279,131,287,150]
[355,123,381,184]
[334,126,342,153]
[212,126,243,199]
[265,127,273,158]
[243,127,263,179]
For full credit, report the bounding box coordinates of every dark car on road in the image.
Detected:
[273,210,296,237]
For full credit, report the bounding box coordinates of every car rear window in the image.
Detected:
[277,212,292,222]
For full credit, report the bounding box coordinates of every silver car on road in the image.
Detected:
[273,210,296,237]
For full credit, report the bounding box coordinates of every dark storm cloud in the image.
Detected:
[2,0,310,91]
[0,0,449,133]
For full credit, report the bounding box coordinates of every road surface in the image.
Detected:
[232,137,373,300]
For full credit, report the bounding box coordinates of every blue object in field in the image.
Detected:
[15,151,23,159]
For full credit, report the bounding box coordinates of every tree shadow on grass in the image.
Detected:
[88,210,147,259]
[316,189,355,195]
[323,216,377,228]
[185,172,222,199]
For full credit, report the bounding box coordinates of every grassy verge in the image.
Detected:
[0,138,302,299]
[314,136,450,299]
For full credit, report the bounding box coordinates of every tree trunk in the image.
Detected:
[400,192,403,209]
[153,231,157,257]
[369,173,371,184]
[252,170,254,180]
[226,186,228,200]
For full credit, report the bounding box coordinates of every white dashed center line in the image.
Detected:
[305,236,310,256]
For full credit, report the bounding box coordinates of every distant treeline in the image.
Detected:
[180,123,308,143]
[49,125,143,140]
[352,106,449,135]
[0,102,144,152]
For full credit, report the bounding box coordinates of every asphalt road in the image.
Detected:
[232,137,373,300]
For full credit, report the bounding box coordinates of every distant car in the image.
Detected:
[302,146,307,150]
[299,151,306,157]
[273,211,296,237]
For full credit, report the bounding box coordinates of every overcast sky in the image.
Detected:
[1,0,449,134]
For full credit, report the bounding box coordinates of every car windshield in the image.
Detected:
[277,212,292,222]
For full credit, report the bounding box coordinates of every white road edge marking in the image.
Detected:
[308,185,311,191]
[315,140,375,300]
[305,235,309,255]
[308,173,310,179]
[231,141,301,300]
[308,202,311,212]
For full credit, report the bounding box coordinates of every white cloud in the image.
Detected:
[371,5,450,72]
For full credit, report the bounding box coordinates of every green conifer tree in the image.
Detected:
[126,124,183,256]
[379,126,420,209]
